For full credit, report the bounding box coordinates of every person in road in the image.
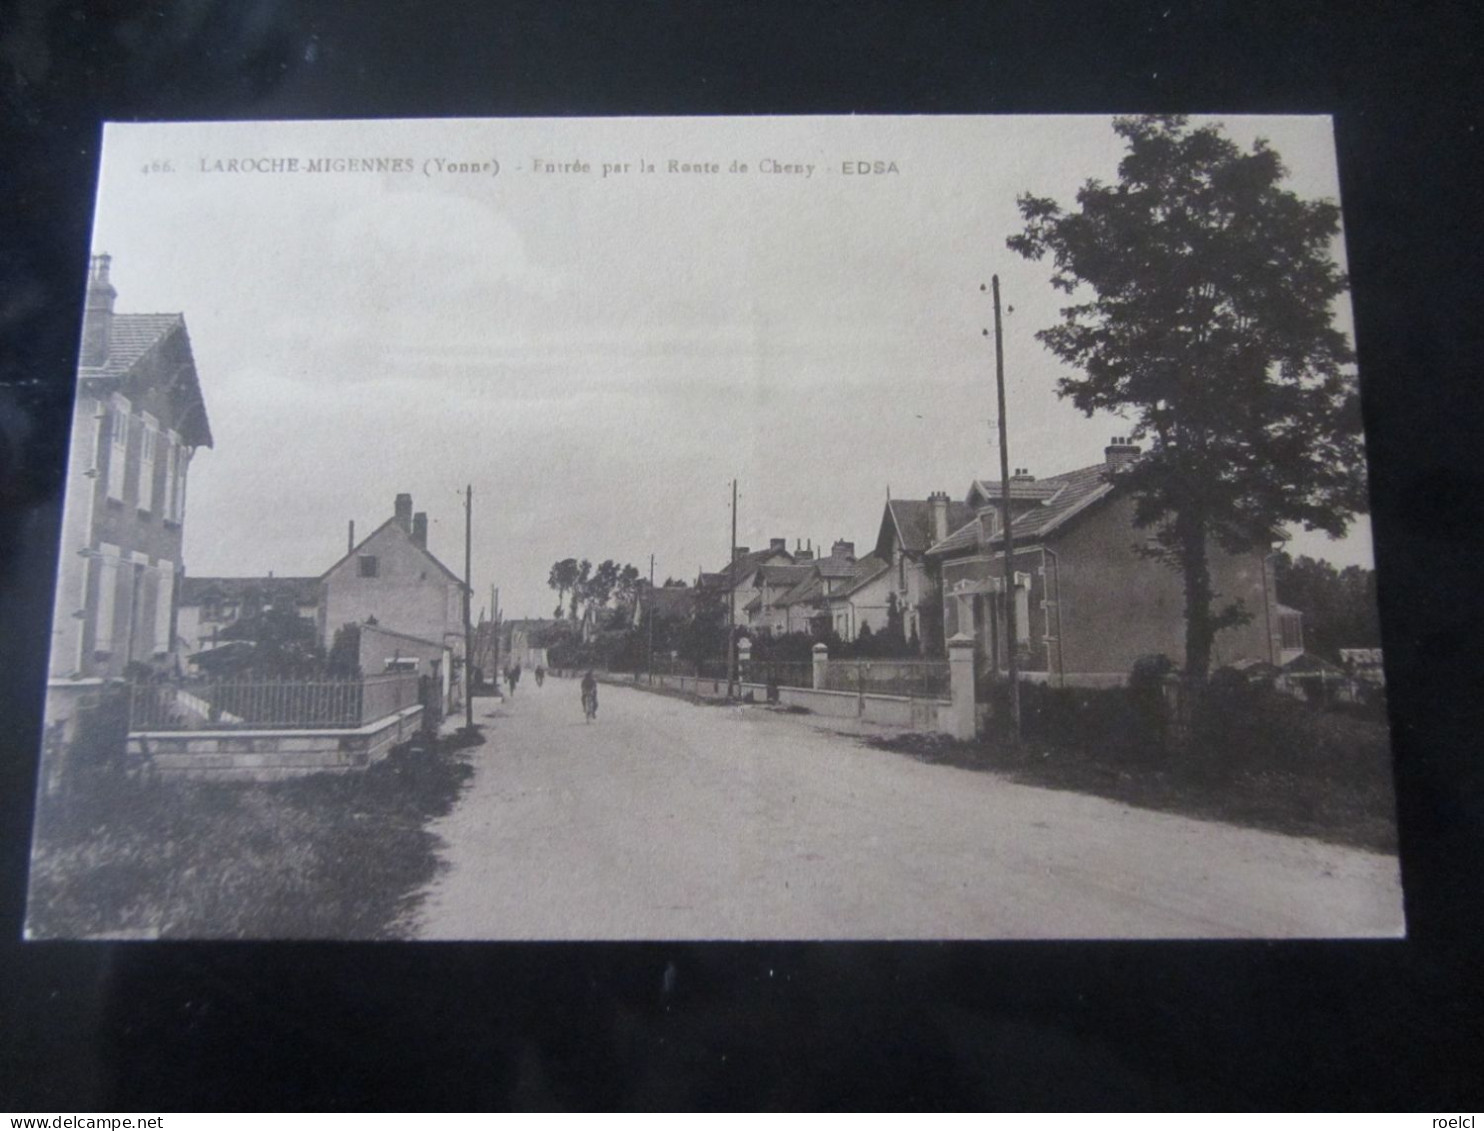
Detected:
[535,664,545,687]
[581,669,598,721]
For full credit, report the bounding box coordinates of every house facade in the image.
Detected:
[767,541,892,641]
[45,256,213,743]
[700,539,795,630]
[927,440,1288,687]
[873,492,974,652]
[818,554,893,641]
[741,560,814,635]
[319,493,467,703]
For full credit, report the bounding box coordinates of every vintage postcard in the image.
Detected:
[26,116,1402,940]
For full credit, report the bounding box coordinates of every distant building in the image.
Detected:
[176,575,319,661]
[700,539,795,629]
[632,583,700,628]
[319,493,467,706]
[767,540,891,640]
[873,492,974,652]
[926,439,1287,686]
[45,256,213,745]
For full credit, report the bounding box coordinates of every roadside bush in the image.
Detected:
[27,731,477,940]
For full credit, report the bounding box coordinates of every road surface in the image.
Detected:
[413,678,1404,939]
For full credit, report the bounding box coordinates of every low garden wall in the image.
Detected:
[602,670,949,731]
[127,704,424,782]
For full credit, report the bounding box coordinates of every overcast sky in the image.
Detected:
[89,115,1372,620]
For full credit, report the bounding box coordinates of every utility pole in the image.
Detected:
[492,585,500,687]
[726,478,738,697]
[464,483,474,733]
[986,276,1021,737]
[648,552,655,687]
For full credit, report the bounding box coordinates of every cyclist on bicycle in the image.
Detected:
[581,670,598,721]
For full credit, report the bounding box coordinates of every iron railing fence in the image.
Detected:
[818,659,950,699]
[128,673,421,731]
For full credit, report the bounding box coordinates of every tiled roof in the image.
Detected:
[775,574,824,607]
[709,547,792,588]
[969,478,1065,503]
[927,462,1116,557]
[756,563,812,587]
[643,587,697,618]
[180,576,320,606]
[832,555,890,599]
[812,554,859,579]
[80,313,214,448]
[882,498,977,555]
[79,313,182,378]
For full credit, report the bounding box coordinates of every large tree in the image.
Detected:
[547,558,580,618]
[1008,115,1368,680]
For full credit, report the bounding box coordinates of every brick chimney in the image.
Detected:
[831,539,855,561]
[732,546,751,561]
[1011,467,1036,484]
[770,537,787,553]
[80,254,117,368]
[412,511,428,548]
[794,538,813,562]
[394,493,413,531]
[928,491,950,544]
[1104,436,1141,473]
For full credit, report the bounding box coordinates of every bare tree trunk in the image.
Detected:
[1178,508,1215,683]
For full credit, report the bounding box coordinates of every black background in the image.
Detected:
[2,0,1482,1110]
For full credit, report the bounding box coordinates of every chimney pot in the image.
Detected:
[831,539,856,561]
[1105,438,1141,473]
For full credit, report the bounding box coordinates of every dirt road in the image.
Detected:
[414,679,1404,939]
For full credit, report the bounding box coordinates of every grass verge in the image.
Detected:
[866,702,1398,854]
[25,730,479,940]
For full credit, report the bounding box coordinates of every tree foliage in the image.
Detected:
[1009,115,1367,679]
[1273,553,1380,663]
[213,606,325,676]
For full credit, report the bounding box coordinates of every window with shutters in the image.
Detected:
[138,413,158,513]
[153,563,174,656]
[1015,571,1032,645]
[106,399,129,502]
[94,544,121,654]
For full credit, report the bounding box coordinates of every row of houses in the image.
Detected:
[637,441,1307,687]
[45,258,469,748]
